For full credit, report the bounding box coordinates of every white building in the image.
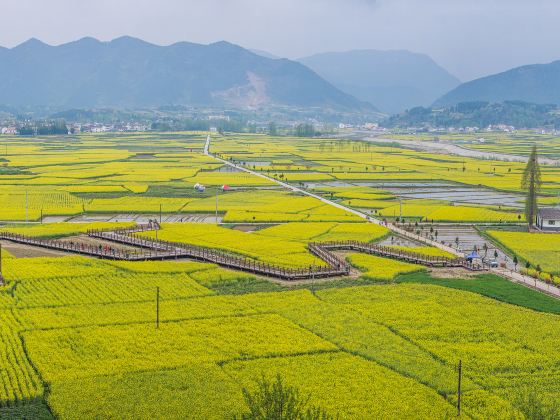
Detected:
[1,126,17,135]
[537,208,560,232]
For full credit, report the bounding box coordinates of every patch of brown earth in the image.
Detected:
[0,240,67,258]
[58,235,141,252]
[428,267,479,279]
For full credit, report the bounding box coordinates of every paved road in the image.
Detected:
[204,135,560,298]
[365,137,560,166]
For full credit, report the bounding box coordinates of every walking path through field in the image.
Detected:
[204,135,560,297]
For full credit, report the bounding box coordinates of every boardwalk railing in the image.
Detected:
[0,231,151,260]
[318,241,488,270]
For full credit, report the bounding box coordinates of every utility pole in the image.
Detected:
[159,204,162,225]
[457,360,462,416]
[215,188,219,224]
[311,257,317,295]
[156,286,160,329]
[25,190,28,223]
[311,270,316,295]
[40,208,43,224]
[0,244,4,286]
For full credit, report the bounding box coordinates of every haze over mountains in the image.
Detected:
[1,36,559,119]
[435,60,560,107]
[0,37,369,111]
[299,50,460,114]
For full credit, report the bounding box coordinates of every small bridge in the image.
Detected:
[0,224,486,281]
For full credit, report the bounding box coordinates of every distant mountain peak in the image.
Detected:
[109,36,157,47]
[76,36,101,43]
[435,60,560,106]
[210,40,236,47]
[15,38,50,50]
[66,37,103,47]
[208,40,247,53]
[299,49,459,114]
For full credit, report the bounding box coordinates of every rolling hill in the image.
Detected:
[0,37,370,111]
[299,50,460,114]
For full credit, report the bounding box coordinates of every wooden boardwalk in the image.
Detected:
[87,226,350,280]
[318,241,485,270]
[0,231,179,261]
[0,223,487,281]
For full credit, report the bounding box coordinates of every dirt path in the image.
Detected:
[428,267,480,279]
[58,235,140,251]
[0,240,68,258]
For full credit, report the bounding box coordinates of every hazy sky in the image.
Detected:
[2,0,559,81]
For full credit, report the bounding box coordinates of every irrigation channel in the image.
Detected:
[0,223,485,281]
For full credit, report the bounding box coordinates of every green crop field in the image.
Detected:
[1,253,560,418]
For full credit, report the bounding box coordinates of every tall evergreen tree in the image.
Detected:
[521,144,542,227]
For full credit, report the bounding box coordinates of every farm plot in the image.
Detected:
[0,133,295,221]
[211,135,560,221]
[212,136,560,192]
[141,222,388,268]
[0,256,213,309]
[224,352,455,419]
[377,200,523,222]
[1,249,559,418]
[47,364,244,420]
[23,313,336,382]
[347,253,424,281]
[315,284,560,391]
[0,310,43,406]
[486,230,560,273]
[1,131,560,418]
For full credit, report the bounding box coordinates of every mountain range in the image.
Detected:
[2,36,559,118]
[435,60,560,107]
[299,50,460,114]
[0,37,370,111]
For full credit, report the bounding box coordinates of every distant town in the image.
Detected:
[2,118,559,137]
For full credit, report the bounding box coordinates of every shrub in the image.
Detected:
[539,272,552,283]
[237,374,332,420]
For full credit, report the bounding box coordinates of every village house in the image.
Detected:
[536,207,560,232]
